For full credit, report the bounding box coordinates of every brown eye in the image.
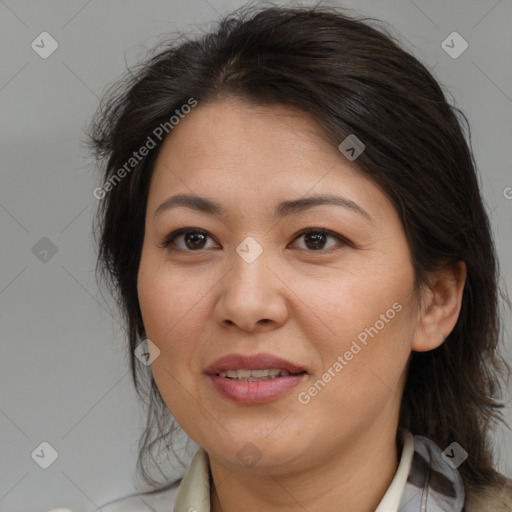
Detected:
[290,228,349,252]
[303,231,329,250]
[182,231,208,249]
[160,228,219,251]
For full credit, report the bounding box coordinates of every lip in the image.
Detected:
[208,373,307,404]
[205,353,308,375]
[205,353,309,404]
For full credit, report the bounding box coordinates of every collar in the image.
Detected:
[375,428,415,511]
[173,428,464,512]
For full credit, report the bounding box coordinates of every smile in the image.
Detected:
[218,369,302,380]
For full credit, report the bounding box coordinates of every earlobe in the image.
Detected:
[411,261,466,352]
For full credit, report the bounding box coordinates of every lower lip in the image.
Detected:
[208,373,307,404]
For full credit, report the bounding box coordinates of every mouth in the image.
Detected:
[217,368,307,381]
[205,353,309,404]
[205,352,309,376]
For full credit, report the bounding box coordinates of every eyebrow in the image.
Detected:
[154,193,373,222]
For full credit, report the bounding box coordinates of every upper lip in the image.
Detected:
[205,353,308,375]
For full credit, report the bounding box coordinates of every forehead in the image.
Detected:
[159,99,331,165]
[147,98,391,222]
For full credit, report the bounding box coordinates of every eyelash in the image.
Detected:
[158,227,352,253]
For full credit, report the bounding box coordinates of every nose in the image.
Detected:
[213,246,289,332]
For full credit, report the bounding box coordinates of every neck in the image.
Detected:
[209,420,401,512]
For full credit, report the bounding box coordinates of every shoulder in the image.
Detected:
[464,476,512,512]
[102,483,180,512]
[47,481,181,512]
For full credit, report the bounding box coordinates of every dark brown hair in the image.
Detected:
[88,1,510,500]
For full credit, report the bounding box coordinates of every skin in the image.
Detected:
[137,97,466,512]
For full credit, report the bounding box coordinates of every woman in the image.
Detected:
[85,4,512,511]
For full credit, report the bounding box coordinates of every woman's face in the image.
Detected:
[137,98,421,473]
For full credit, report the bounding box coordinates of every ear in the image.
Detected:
[412,261,466,352]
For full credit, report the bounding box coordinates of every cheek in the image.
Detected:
[137,255,212,390]
[137,254,208,341]
[138,264,208,433]
[294,256,414,349]
[298,259,415,401]
[299,308,412,443]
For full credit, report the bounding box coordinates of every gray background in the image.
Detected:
[1,0,511,510]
